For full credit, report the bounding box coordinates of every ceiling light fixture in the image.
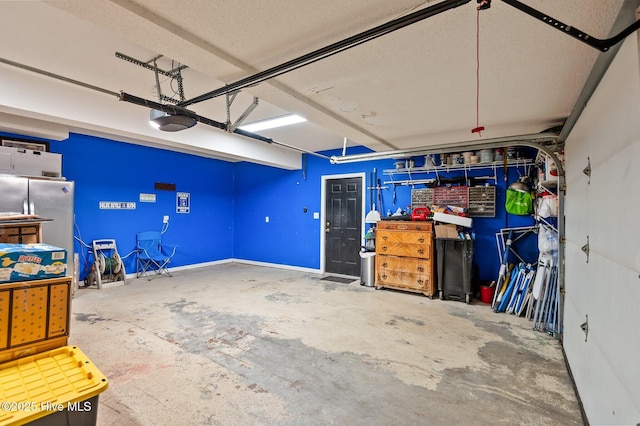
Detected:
[239,114,306,132]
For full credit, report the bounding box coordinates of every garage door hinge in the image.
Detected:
[581,236,589,263]
[583,157,591,184]
[580,315,588,342]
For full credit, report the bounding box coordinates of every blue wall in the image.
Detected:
[2,130,538,284]
[233,146,373,269]
[53,134,235,279]
[1,132,235,280]
[233,146,537,281]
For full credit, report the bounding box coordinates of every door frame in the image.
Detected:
[320,172,366,274]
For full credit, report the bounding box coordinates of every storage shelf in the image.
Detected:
[383,159,534,186]
[384,158,534,176]
[0,216,53,225]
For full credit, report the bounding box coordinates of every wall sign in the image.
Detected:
[99,201,136,210]
[139,193,156,203]
[176,192,190,213]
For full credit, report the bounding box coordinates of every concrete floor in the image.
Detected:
[69,263,583,425]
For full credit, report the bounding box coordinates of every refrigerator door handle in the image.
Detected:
[29,201,35,215]
[23,198,29,214]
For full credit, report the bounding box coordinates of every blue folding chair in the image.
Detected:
[136,231,177,280]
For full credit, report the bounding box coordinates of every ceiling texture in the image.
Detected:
[0,0,636,169]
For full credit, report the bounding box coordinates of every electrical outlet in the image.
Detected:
[163,215,169,223]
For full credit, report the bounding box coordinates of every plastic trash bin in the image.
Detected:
[436,238,474,303]
[360,251,375,287]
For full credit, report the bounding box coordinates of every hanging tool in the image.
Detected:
[392,183,397,205]
[377,177,384,216]
[387,171,397,205]
[370,170,375,210]
[503,149,508,183]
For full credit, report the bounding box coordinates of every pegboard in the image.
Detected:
[0,278,71,359]
[0,291,9,348]
[48,283,69,337]
[11,286,48,346]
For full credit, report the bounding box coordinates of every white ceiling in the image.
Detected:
[0,0,631,169]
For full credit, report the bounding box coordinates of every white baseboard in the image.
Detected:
[230,258,322,274]
[123,258,321,279]
[123,259,233,280]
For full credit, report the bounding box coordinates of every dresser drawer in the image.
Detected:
[377,255,431,274]
[375,269,434,295]
[377,220,433,232]
[377,229,431,244]
[377,241,431,259]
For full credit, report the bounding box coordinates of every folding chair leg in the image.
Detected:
[137,259,160,280]
[158,260,172,277]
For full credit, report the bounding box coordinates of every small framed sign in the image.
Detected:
[176,192,190,214]
[139,193,157,203]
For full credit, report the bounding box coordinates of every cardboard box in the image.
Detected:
[435,224,460,239]
[0,243,67,283]
[432,211,473,228]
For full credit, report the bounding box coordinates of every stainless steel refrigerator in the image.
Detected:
[0,175,75,283]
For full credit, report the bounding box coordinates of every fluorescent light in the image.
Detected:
[239,114,306,132]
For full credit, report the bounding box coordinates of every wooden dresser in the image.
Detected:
[375,220,435,297]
